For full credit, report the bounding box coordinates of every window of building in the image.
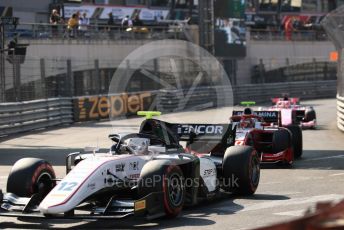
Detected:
[94,0,109,4]
[302,0,318,12]
[337,0,344,7]
[280,0,301,12]
[108,0,126,5]
[246,0,257,12]
[259,0,279,12]
[126,0,146,5]
[150,0,170,7]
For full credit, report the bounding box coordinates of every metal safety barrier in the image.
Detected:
[0,98,73,137]
[234,80,336,104]
[0,81,337,137]
[337,95,344,132]
[158,80,336,112]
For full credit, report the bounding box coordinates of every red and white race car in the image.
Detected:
[231,108,302,164]
[266,97,317,129]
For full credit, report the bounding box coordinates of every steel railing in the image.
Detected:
[0,97,73,137]
[250,28,328,41]
[3,22,329,42]
[0,80,336,137]
[5,22,188,41]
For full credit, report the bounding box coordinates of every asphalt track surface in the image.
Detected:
[0,98,343,229]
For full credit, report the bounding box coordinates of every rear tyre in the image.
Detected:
[138,160,185,218]
[6,158,56,198]
[286,125,303,158]
[222,146,260,195]
[272,129,291,153]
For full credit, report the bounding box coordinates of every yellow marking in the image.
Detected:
[134,200,146,211]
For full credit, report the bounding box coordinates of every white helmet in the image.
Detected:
[125,138,150,155]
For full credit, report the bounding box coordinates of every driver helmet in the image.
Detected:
[126,138,149,155]
[277,101,290,108]
[240,118,254,129]
[243,107,253,115]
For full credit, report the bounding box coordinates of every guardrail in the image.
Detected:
[234,80,336,104]
[0,98,73,137]
[337,95,344,132]
[159,80,336,112]
[0,81,337,137]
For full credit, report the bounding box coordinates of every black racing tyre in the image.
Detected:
[304,109,316,122]
[137,160,185,218]
[272,129,291,153]
[286,125,303,158]
[222,146,260,195]
[7,158,56,198]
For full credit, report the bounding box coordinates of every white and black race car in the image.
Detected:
[0,112,260,219]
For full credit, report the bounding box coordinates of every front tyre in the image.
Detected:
[7,158,56,198]
[222,146,260,195]
[304,109,316,122]
[138,160,185,218]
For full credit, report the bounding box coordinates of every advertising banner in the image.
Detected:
[73,92,155,121]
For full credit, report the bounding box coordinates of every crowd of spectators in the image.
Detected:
[47,8,325,41]
[49,8,146,39]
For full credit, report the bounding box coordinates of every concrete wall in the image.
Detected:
[17,39,336,86]
[236,40,335,84]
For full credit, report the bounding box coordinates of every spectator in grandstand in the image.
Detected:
[78,12,90,37]
[50,9,62,37]
[121,15,133,31]
[107,12,115,39]
[284,17,295,41]
[132,15,143,27]
[67,13,79,38]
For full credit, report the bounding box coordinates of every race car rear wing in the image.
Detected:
[232,110,280,123]
[139,119,236,148]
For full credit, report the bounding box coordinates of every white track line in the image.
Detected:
[330,172,344,177]
[240,194,344,212]
[274,209,306,217]
[303,155,344,162]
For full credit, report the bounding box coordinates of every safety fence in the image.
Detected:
[0,55,336,103]
[0,98,73,137]
[0,80,336,137]
[338,95,344,132]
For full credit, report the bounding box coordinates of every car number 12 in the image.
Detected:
[57,182,78,191]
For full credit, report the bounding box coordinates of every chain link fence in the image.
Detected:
[1,55,225,102]
[0,54,337,103]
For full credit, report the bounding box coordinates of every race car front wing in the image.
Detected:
[0,189,165,220]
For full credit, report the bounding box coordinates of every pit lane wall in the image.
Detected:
[0,81,336,136]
